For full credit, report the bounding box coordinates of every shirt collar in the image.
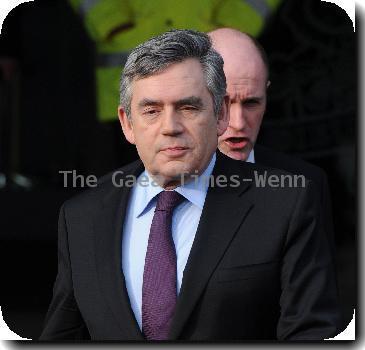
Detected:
[246,149,255,163]
[135,153,216,217]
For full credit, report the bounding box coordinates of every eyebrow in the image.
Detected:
[137,96,204,109]
[244,96,264,102]
[137,99,163,109]
[232,95,264,104]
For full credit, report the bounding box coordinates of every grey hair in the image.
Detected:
[120,29,226,118]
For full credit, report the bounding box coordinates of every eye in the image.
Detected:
[142,108,159,116]
[242,99,260,107]
[181,105,199,112]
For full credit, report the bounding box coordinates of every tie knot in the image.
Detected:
[156,191,184,212]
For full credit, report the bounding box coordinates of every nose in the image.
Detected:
[161,109,184,136]
[229,103,246,131]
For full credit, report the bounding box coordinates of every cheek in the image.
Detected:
[196,118,214,134]
[197,119,219,149]
[257,111,265,127]
[248,111,264,131]
[134,131,156,160]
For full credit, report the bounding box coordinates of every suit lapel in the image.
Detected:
[169,153,254,339]
[94,161,145,340]
[92,154,256,340]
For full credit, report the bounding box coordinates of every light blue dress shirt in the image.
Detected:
[247,149,255,164]
[122,154,216,329]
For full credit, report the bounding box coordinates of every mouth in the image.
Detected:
[160,146,189,157]
[224,137,249,150]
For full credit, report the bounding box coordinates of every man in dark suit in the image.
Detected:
[40,29,341,341]
[209,28,336,257]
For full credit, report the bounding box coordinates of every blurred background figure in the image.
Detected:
[0,0,356,339]
[67,0,282,123]
[209,27,337,271]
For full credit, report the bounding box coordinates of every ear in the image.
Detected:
[217,94,230,137]
[118,106,136,145]
[266,80,271,89]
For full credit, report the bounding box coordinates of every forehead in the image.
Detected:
[225,54,266,97]
[225,55,266,81]
[130,59,210,105]
[226,75,266,100]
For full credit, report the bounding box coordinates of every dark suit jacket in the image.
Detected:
[40,152,342,341]
[254,144,336,260]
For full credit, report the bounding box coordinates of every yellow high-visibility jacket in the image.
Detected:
[69,0,281,121]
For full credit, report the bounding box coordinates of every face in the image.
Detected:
[118,58,229,189]
[217,55,268,161]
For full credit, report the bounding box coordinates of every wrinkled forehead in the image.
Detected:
[130,59,210,105]
[226,74,267,98]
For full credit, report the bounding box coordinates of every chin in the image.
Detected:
[221,149,246,161]
[155,165,188,184]
[233,154,247,161]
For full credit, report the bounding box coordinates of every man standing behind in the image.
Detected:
[40,29,341,341]
[209,27,337,258]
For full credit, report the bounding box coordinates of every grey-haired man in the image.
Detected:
[40,29,341,341]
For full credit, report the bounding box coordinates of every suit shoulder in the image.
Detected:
[96,159,142,186]
[62,159,142,212]
[216,151,310,190]
[254,145,327,185]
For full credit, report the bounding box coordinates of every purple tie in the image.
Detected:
[142,190,184,340]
